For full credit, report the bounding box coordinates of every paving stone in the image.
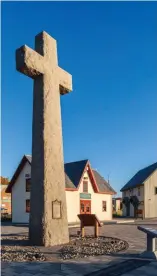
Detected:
[1,222,157,275]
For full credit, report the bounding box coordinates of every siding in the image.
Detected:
[12,162,31,223]
[122,186,144,217]
[78,171,112,221]
[66,191,80,223]
[144,169,157,218]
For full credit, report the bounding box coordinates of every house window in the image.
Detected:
[102,201,107,212]
[138,187,140,196]
[25,173,30,178]
[155,187,157,195]
[83,181,88,193]
[130,189,133,196]
[26,178,31,192]
[80,202,85,213]
[26,199,30,213]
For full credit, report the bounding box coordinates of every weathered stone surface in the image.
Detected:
[16,31,72,246]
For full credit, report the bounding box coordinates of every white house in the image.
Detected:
[6,155,116,224]
[121,162,157,218]
[112,197,122,213]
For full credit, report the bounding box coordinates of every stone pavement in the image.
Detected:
[1,258,157,276]
[1,221,157,275]
[119,261,157,276]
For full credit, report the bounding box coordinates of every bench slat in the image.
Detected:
[138,226,157,237]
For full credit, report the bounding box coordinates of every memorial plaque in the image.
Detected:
[52,200,61,219]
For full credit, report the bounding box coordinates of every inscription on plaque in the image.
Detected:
[52,200,61,219]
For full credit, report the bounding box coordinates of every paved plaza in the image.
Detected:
[1,220,157,276]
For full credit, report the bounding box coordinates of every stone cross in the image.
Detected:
[16,31,72,246]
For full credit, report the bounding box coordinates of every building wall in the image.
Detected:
[92,193,112,220]
[12,162,31,223]
[114,199,122,212]
[1,184,11,214]
[66,170,112,222]
[144,169,157,218]
[78,171,112,221]
[122,186,144,217]
[65,191,80,223]
[12,162,113,223]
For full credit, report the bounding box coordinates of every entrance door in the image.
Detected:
[80,200,91,214]
[126,203,130,216]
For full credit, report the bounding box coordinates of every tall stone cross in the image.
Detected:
[16,31,72,246]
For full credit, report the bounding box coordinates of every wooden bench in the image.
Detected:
[78,214,102,238]
[138,226,157,259]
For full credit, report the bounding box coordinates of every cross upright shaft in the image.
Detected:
[16,31,72,246]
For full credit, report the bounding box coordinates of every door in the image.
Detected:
[126,203,130,216]
[80,200,91,214]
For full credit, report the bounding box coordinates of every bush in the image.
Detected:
[1,213,12,221]
[113,210,122,217]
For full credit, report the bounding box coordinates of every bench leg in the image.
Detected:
[147,234,156,252]
[95,221,98,238]
[81,222,85,238]
[81,227,85,238]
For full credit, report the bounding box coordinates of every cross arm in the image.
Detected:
[58,67,72,95]
[16,45,45,79]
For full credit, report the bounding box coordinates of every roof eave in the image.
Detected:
[121,183,144,192]
[6,155,30,193]
[98,191,117,195]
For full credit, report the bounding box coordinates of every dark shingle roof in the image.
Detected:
[7,155,116,194]
[25,156,86,189]
[65,173,76,189]
[64,160,88,188]
[121,162,157,192]
[92,170,116,194]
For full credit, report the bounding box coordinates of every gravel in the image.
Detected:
[1,234,129,262]
[1,235,46,262]
[1,245,46,262]
[59,235,129,260]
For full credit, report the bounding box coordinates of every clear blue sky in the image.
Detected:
[2,2,157,195]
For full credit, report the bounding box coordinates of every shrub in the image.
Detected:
[1,213,12,221]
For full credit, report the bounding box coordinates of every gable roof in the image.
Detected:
[6,155,116,195]
[92,170,116,194]
[121,162,157,192]
[6,155,31,193]
[64,160,88,188]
